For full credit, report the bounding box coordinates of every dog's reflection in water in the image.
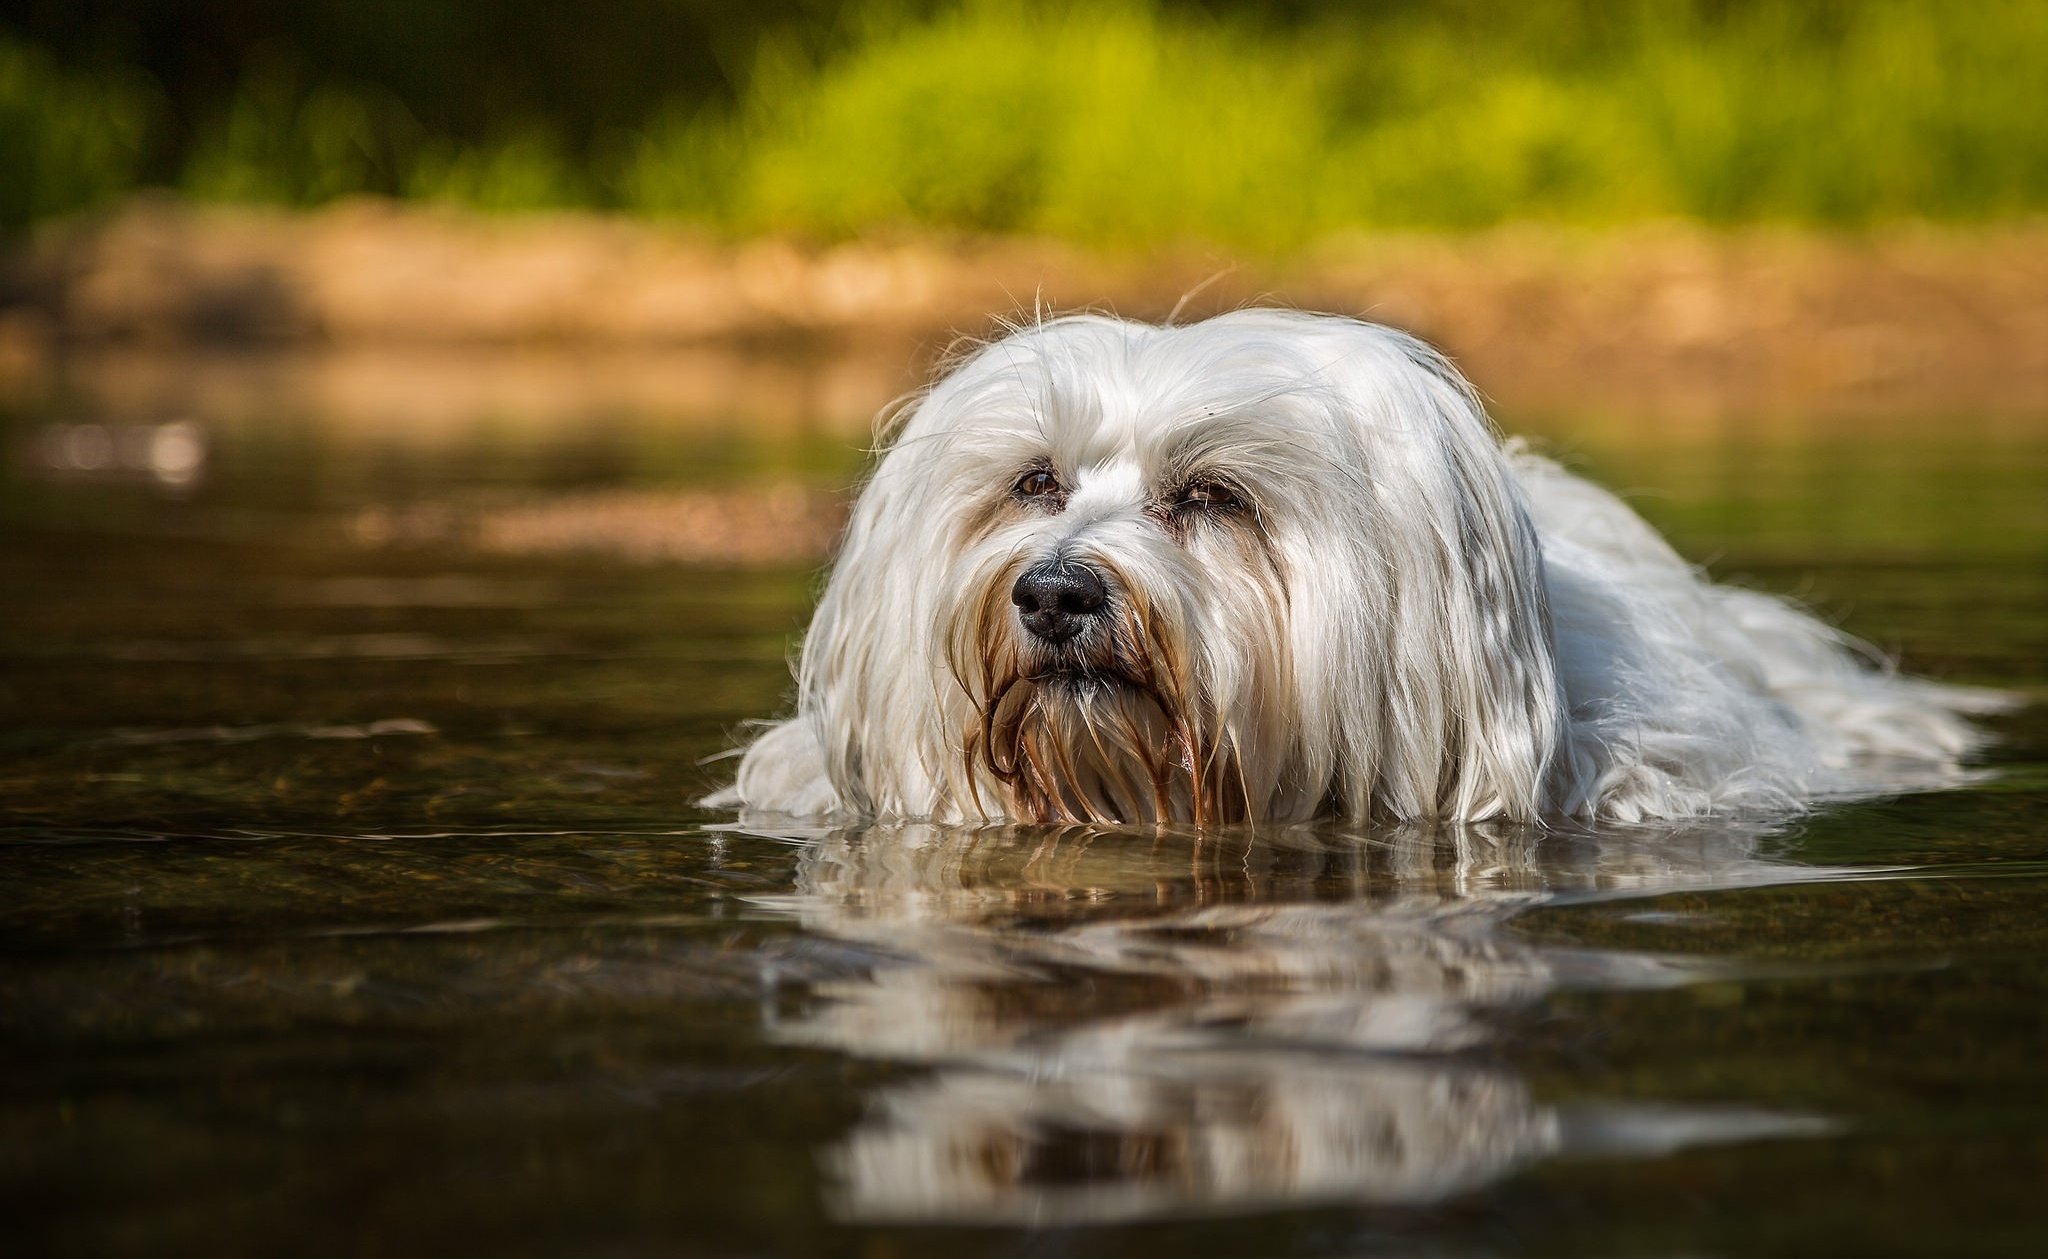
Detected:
[740,821,1833,1223]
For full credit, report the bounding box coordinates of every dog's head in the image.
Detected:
[798,310,1568,824]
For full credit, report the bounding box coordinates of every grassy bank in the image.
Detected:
[7,1,2048,244]
[659,0,2048,245]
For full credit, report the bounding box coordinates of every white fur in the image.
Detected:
[711,310,2001,824]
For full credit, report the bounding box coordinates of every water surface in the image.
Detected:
[2,352,2044,1257]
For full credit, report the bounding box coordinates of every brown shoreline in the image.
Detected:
[5,196,2047,421]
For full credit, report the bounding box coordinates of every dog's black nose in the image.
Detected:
[1011,562,1109,643]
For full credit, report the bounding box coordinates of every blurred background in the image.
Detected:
[6,0,2048,236]
[3,0,2045,418]
[3,0,2046,396]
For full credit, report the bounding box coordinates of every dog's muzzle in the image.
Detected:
[1010,560,1109,645]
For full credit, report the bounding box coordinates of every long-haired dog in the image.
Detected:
[710,310,2001,825]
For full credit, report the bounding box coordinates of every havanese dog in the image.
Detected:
[710,309,2002,825]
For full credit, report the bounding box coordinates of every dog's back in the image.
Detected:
[1510,446,2006,820]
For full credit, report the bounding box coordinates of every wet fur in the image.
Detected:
[710,310,2002,824]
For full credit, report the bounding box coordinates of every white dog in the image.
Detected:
[711,310,1999,825]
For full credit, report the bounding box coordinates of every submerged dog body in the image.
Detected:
[714,310,1995,825]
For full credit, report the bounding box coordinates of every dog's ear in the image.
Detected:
[1327,335,1570,821]
[788,394,968,819]
[794,460,913,816]
[720,453,921,819]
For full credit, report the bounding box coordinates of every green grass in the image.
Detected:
[0,36,157,229]
[179,53,589,213]
[8,1,2048,244]
[650,0,2048,245]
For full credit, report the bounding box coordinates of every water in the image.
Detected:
[3,349,2045,1257]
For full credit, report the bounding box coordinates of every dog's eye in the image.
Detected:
[1014,469,1062,499]
[1178,480,1241,511]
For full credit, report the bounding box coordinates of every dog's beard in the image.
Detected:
[949,567,1250,826]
